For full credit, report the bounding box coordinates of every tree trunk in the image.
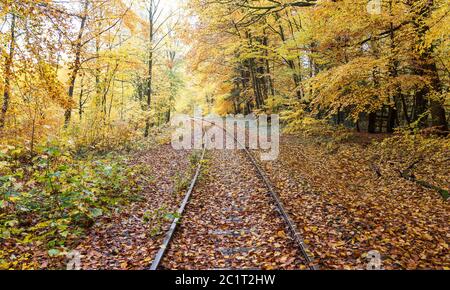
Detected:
[368,113,377,133]
[0,14,16,131]
[430,100,448,131]
[387,8,399,132]
[425,61,448,131]
[144,0,155,137]
[275,15,302,99]
[387,106,397,133]
[64,0,89,127]
[262,33,275,97]
[79,76,84,121]
[409,0,448,131]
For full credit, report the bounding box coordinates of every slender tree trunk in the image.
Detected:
[368,36,382,134]
[400,94,411,125]
[387,12,399,133]
[144,0,154,137]
[0,14,16,131]
[262,32,275,97]
[95,7,102,114]
[387,107,398,133]
[275,14,302,99]
[30,107,37,158]
[65,0,89,127]
[245,32,265,109]
[368,113,377,133]
[79,76,84,121]
[248,59,262,109]
[266,59,275,96]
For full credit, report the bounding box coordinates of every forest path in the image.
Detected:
[161,148,308,270]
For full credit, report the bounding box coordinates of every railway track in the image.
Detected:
[150,120,318,270]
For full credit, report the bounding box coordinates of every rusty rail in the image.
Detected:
[150,118,318,270]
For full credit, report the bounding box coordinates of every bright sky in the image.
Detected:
[162,0,183,10]
[133,0,184,14]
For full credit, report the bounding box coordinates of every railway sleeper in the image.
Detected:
[209,229,254,237]
[219,247,256,256]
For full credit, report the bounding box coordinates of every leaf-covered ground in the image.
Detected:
[162,149,307,270]
[258,134,449,269]
[0,144,193,270]
[1,145,150,269]
[72,145,192,270]
[3,128,447,270]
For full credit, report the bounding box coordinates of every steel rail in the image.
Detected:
[149,124,208,270]
[194,117,318,270]
[242,147,319,270]
[215,122,318,270]
[150,118,318,270]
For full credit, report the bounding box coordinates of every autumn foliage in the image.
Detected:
[0,0,448,270]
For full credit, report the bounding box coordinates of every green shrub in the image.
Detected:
[0,144,143,255]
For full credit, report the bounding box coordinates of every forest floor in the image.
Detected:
[258,134,449,269]
[0,143,193,270]
[71,145,192,270]
[71,132,448,270]
[2,131,448,270]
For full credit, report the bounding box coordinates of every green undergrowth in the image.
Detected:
[0,142,150,269]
